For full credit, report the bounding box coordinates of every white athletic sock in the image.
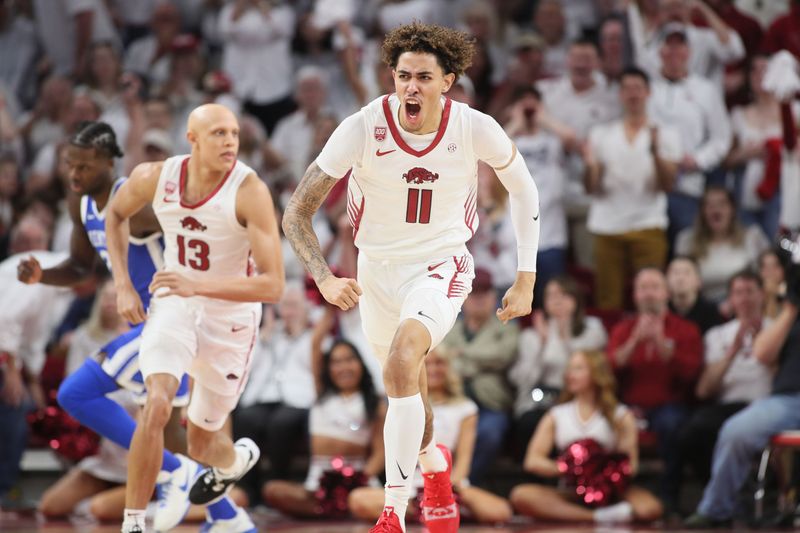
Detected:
[122,508,146,531]
[418,439,448,474]
[216,446,247,478]
[594,501,633,523]
[383,393,426,532]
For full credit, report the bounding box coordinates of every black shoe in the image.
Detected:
[684,512,732,529]
[189,438,260,505]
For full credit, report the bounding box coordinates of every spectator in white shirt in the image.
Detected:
[675,185,769,304]
[678,270,773,483]
[32,0,120,79]
[726,55,787,239]
[219,0,296,134]
[122,3,181,87]
[648,24,733,240]
[537,38,621,267]
[271,66,333,185]
[0,217,73,505]
[630,0,745,90]
[584,67,682,310]
[504,87,568,304]
[234,282,317,500]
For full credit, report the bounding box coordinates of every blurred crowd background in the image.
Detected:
[1,0,800,526]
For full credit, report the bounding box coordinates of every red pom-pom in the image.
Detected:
[557,438,631,507]
[313,456,368,518]
[27,406,99,461]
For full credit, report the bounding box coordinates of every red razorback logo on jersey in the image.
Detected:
[180,216,207,232]
[403,167,439,184]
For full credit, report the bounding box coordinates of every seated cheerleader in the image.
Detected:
[348,346,512,524]
[510,350,663,524]
[263,307,386,517]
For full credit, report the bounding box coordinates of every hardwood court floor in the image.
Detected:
[0,509,794,533]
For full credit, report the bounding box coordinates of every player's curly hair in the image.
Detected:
[381,21,475,80]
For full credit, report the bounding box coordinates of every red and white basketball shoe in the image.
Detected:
[420,444,460,533]
[370,507,404,533]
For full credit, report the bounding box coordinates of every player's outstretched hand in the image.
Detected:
[117,283,147,324]
[319,275,362,311]
[17,255,42,284]
[149,271,195,298]
[497,279,535,324]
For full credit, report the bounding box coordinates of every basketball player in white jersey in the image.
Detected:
[105,104,285,533]
[283,22,540,533]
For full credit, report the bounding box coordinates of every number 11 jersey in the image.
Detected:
[317,94,492,263]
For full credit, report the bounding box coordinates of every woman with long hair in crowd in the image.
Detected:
[511,350,662,524]
[263,306,386,517]
[508,275,607,458]
[675,185,769,306]
[725,54,789,239]
[348,346,512,525]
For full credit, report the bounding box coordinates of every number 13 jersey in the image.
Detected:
[152,156,256,287]
[317,94,507,263]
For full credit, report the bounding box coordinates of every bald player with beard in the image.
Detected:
[105,104,285,533]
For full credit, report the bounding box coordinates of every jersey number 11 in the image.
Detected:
[406,188,432,224]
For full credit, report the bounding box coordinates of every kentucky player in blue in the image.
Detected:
[17,122,252,532]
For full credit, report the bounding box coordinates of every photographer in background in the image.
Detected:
[685,235,800,528]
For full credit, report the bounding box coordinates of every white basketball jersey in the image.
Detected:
[347,95,479,262]
[152,155,255,293]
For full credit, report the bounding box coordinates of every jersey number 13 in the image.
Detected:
[177,235,210,271]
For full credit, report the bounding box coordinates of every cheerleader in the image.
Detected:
[263,307,386,517]
[510,350,662,523]
[348,346,512,524]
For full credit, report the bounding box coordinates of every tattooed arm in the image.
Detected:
[282,162,362,310]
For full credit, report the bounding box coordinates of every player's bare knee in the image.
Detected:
[142,393,173,429]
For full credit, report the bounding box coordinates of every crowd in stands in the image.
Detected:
[2,0,800,528]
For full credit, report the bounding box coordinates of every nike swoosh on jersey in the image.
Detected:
[427,260,447,271]
[231,325,247,332]
[376,148,396,157]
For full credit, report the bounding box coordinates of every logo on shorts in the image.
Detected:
[180,216,207,232]
[231,324,247,332]
[226,373,239,381]
[204,417,219,424]
[417,310,436,323]
[402,167,439,184]
[427,260,447,271]
[374,126,387,142]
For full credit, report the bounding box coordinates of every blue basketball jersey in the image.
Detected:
[81,177,164,310]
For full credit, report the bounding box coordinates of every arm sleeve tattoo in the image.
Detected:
[282,162,339,284]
